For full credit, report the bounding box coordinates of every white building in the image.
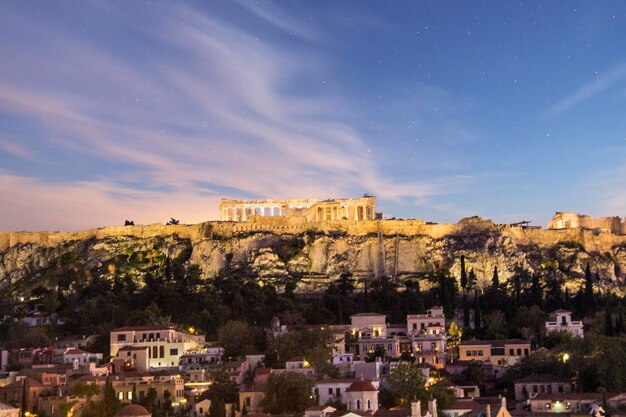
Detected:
[545,310,584,338]
[313,378,380,406]
[62,348,103,367]
[407,307,446,335]
[110,326,205,368]
[346,380,379,413]
[350,313,386,338]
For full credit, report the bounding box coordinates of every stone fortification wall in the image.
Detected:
[3,215,625,255]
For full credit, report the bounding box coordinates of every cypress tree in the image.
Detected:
[605,306,614,337]
[20,378,28,417]
[460,256,467,290]
[491,266,499,290]
[584,262,594,311]
[531,273,542,307]
[473,290,481,332]
[463,292,470,328]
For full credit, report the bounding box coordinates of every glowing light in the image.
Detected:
[562,353,570,363]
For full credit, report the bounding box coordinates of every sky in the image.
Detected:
[1,1,626,231]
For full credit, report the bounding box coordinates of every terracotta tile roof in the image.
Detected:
[346,380,377,392]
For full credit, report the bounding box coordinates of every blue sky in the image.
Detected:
[1,1,625,231]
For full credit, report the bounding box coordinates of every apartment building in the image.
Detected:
[458,340,530,366]
[407,307,446,335]
[110,326,204,368]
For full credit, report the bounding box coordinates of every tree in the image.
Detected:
[460,256,468,290]
[388,362,427,405]
[262,372,314,415]
[491,266,499,290]
[584,263,594,313]
[72,381,101,400]
[209,398,226,417]
[464,361,486,386]
[473,290,482,332]
[20,378,28,417]
[484,310,508,339]
[218,321,259,360]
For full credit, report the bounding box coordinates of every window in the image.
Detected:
[558,385,564,393]
[117,334,126,342]
[170,348,178,356]
[566,402,571,410]
[139,391,145,399]
[328,388,333,395]
[246,398,251,406]
[491,347,505,356]
[336,388,340,396]
[509,349,514,356]
[127,351,131,357]
[118,392,124,400]
[413,323,417,330]
[367,400,371,410]
[127,391,132,400]
[199,408,204,414]
[160,346,165,358]
[153,346,158,358]
[517,348,522,355]
[356,400,361,410]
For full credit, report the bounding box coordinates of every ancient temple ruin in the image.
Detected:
[548,212,626,235]
[220,196,377,222]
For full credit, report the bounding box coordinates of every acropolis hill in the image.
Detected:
[1,198,626,295]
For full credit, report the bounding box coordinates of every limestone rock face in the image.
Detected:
[1,219,626,295]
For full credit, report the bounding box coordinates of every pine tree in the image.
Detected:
[131,384,137,404]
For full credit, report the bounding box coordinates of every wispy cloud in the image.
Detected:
[0,2,474,231]
[545,62,626,117]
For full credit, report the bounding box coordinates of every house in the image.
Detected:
[528,393,604,414]
[0,402,19,417]
[195,399,211,417]
[239,387,265,413]
[441,397,509,417]
[54,335,98,350]
[62,348,103,368]
[224,359,250,385]
[253,368,272,386]
[112,346,150,373]
[350,313,387,338]
[110,372,186,408]
[513,375,571,400]
[545,310,584,338]
[412,334,447,369]
[407,307,446,336]
[285,356,315,377]
[449,385,481,398]
[314,378,356,406]
[110,326,205,368]
[356,336,401,360]
[0,377,46,411]
[333,353,354,365]
[346,380,379,413]
[180,348,224,371]
[458,340,530,366]
[305,405,337,417]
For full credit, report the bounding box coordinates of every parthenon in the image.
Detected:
[220,196,377,222]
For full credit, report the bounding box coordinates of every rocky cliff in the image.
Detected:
[1,217,626,295]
